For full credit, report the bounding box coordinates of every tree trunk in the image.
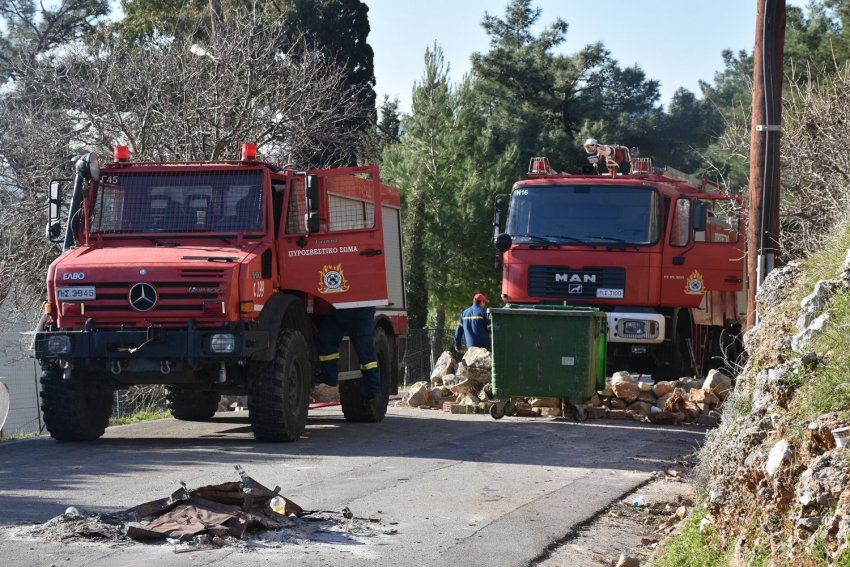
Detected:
[431,308,445,367]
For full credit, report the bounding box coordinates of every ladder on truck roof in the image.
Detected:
[658,165,720,193]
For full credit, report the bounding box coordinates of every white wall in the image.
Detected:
[0,311,42,436]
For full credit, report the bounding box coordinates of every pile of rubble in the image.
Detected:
[399,346,732,426]
[583,369,732,426]
[399,347,518,415]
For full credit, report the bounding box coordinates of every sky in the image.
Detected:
[365,0,806,114]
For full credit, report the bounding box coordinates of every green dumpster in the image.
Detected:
[489,305,607,418]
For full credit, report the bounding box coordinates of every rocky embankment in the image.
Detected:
[695,249,850,565]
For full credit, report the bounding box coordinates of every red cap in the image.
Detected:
[474,293,489,304]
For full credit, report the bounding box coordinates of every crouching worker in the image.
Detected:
[317,305,386,422]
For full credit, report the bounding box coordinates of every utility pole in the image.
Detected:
[747,0,786,329]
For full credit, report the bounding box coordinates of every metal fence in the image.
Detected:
[400,328,456,387]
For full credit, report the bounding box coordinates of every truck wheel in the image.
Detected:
[165,388,219,421]
[340,328,391,423]
[39,363,113,442]
[248,328,311,442]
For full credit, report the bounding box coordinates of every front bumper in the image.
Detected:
[34,320,269,369]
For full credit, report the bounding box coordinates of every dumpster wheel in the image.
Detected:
[564,401,586,423]
[489,402,505,420]
[489,399,517,420]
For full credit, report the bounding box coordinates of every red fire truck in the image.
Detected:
[35,144,407,442]
[492,141,745,379]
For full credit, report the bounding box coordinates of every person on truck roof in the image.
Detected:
[454,293,492,351]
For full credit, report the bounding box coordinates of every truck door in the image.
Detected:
[660,195,744,308]
[279,166,389,308]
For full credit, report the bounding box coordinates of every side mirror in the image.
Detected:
[305,173,319,213]
[493,196,507,235]
[494,232,513,253]
[47,180,68,243]
[304,211,320,234]
[693,201,708,232]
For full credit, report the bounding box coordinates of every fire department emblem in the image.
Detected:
[318,264,350,294]
[685,270,705,295]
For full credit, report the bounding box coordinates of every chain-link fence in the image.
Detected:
[400,328,457,387]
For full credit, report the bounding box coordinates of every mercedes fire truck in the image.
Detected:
[34,144,407,442]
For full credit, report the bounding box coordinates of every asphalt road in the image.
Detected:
[0,406,704,566]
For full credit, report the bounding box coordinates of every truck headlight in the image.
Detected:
[209,334,236,353]
[47,335,72,355]
[622,320,646,336]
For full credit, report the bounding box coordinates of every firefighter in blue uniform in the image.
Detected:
[317,305,383,417]
[454,293,492,351]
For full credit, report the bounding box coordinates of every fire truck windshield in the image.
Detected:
[507,184,661,246]
[89,171,265,234]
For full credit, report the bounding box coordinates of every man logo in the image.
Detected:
[555,273,596,283]
[568,284,582,294]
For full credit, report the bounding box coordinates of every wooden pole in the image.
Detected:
[747,0,786,329]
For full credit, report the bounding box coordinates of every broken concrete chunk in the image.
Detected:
[583,406,608,419]
[406,382,433,408]
[703,370,733,401]
[648,411,680,425]
[612,381,641,403]
[610,370,634,385]
[430,351,457,383]
[652,381,676,397]
[529,397,560,408]
[637,391,657,404]
[449,379,479,396]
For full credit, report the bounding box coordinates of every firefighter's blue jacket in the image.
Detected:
[454,303,491,350]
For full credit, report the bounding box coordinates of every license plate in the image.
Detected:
[596,288,624,298]
[57,286,96,300]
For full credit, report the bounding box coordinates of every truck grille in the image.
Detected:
[528,266,625,300]
[68,276,227,325]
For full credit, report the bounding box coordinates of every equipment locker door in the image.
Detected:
[280,166,389,308]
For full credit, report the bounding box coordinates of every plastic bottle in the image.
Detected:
[632,495,647,507]
[269,496,287,515]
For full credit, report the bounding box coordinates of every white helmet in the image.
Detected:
[584,138,599,154]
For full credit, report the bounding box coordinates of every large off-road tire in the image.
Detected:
[39,363,113,442]
[248,328,311,442]
[340,328,391,423]
[165,388,219,421]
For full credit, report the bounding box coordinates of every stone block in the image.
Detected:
[584,406,608,419]
[653,381,676,397]
[612,381,641,403]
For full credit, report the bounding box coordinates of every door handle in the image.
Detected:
[360,249,382,257]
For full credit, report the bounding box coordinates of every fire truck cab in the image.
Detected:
[493,145,745,379]
[35,145,407,442]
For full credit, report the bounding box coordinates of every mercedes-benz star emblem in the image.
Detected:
[128,282,157,312]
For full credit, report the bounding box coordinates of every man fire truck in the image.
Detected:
[492,140,745,378]
[34,144,407,442]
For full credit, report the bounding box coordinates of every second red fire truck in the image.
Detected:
[493,140,746,378]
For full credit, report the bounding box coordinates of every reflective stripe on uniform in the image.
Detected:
[360,361,378,370]
[463,316,484,320]
[319,353,340,362]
